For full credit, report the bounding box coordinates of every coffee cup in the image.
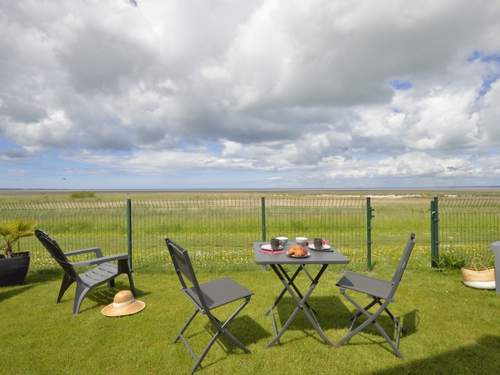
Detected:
[271,238,280,251]
[314,238,323,250]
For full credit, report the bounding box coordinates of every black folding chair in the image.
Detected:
[336,233,416,357]
[165,239,252,373]
[35,229,135,314]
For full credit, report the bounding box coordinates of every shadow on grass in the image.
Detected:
[347,308,420,339]
[26,267,62,283]
[331,308,421,356]
[275,296,420,346]
[201,315,269,370]
[206,315,271,348]
[402,309,419,336]
[276,295,352,331]
[0,284,35,302]
[373,335,500,374]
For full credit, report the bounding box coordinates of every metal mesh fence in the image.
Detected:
[132,199,261,268]
[266,197,366,263]
[439,197,500,264]
[0,197,367,270]
[0,201,127,268]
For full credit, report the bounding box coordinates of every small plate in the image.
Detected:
[287,251,310,258]
[261,244,283,251]
[308,244,332,251]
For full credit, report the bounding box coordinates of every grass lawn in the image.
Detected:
[1,261,499,374]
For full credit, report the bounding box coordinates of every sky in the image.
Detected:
[1,0,500,189]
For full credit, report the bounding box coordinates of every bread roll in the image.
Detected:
[288,244,306,256]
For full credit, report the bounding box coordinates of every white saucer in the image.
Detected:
[287,251,310,258]
[261,244,283,251]
[308,244,332,251]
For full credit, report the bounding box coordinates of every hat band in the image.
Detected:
[112,299,134,308]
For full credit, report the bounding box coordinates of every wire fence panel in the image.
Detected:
[1,197,365,270]
[3,195,499,271]
[439,197,500,264]
[266,197,366,264]
[0,201,127,269]
[132,199,261,268]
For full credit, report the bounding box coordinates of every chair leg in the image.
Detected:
[208,297,252,353]
[349,298,378,330]
[372,319,403,358]
[57,273,74,303]
[191,331,220,373]
[338,291,403,357]
[174,309,199,343]
[178,298,251,373]
[73,283,90,315]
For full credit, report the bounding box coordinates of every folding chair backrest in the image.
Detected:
[165,238,208,310]
[35,229,78,280]
[389,233,416,298]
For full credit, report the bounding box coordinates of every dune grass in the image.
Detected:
[1,260,499,374]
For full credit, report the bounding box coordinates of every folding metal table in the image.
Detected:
[253,241,349,347]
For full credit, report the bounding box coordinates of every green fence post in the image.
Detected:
[127,199,133,271]
[430,198,435,267]
[261,197,267,242]
[366,197,374,270]
[430,196,439,267]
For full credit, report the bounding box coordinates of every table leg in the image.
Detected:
[266,264,333,347]
[265,265,304,316]
[277,264,318,316]
[299,265,333,345]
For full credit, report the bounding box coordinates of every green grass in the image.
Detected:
[1,261,499,374]
[69,191,96,199]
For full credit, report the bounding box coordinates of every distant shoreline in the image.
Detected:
[1,186,499,193]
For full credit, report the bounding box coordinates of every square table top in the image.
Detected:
[253,241,349,265]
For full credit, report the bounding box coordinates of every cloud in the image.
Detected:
[1,0,500,185]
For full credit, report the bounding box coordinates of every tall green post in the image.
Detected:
[366,197,374,270]
[127,199,133,271]
[430,196,439,267]
[261,197,267,242]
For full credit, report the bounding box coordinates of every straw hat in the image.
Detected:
[101,290,145,317]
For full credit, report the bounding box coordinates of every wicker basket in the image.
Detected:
[461,267,496,289]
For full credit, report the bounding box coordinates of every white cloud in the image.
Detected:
[1,0,500,184]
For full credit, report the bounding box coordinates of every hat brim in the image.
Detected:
[101,300,146,317]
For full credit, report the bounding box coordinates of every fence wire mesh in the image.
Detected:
[0,201,127,268]
[266,197,366,263]
[132,199,261,268]
[439,197,500,264]
[0,197,367,270]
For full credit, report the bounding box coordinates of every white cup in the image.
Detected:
[295,236,307,245]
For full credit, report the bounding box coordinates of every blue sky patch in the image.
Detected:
[478,73,500,97]
[468,50,500,64]
[390,80,413,90]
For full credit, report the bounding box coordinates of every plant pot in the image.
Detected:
[0,252,30,286]
[461,267,496,290]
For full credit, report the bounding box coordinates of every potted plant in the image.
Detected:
[0,220,37,286]
[461,255,496,290]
